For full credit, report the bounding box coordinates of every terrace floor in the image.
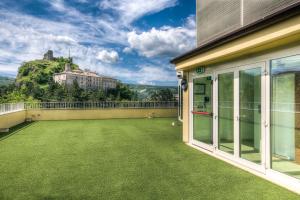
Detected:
[0,118,299,200]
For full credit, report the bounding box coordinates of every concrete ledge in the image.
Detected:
[0,110,26,130]
[26,108,177,121]
[0,108,177,130]
[0,128,9,133]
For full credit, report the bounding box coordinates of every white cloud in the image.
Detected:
[0,0,191,85]
[0,64,18,73]
[135,65,176,85]
[86,63,177,85]
[127,16,196,58]
[123,47,132,54]
[96,50,119,63]
[46,0,128,45]
[49,35,77,45]
[99,0,177,24]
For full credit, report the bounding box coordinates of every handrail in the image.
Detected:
[0,101,178,115]
[0,103,25,115]
[24,101,178,110]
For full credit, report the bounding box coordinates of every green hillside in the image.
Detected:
[0,76,15,86]
[128,84,177,100]
[0,54,176,103]
[16,57,78,88]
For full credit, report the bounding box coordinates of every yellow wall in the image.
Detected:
[26,109,177,121]
[0,109,177,131]
[175,15,300,70]
[0,111,26,131]
[182,77,189,143]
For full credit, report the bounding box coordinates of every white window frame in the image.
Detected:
[189,73,215,152]
[187,44,300,194]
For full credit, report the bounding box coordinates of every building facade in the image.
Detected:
[54,63,117,90]
[171,0,300,194]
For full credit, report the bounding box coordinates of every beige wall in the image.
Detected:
[0,111,26,131]
[182,73,189,143]
[0,109,177,131]
[26,109,177,121]
[175,15,300,70]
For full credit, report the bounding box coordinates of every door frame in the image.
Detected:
[189,73,215,152]
[214,62,267,173]
[236,62,267,173]
[214,67,236,161]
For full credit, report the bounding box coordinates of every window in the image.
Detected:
[271,55,300,179]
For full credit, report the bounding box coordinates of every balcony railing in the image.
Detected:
[0,103,25,115]
[24,101,177,110]
[0,101,178,114]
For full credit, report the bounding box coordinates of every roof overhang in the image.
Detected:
[171,2,300,70]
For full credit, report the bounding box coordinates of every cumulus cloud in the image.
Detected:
[87,63,177,86]
[96,50,119,63]
[135,65,176,85]
[99,0,177,24]
[0,0,192,85]
[127,16,196,58]
[49,35,77,45]
[123,47,132,54]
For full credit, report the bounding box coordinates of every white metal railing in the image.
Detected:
[0,103,25,115]
[24,101,178,110]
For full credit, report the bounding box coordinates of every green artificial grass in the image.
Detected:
[0,118,299,200]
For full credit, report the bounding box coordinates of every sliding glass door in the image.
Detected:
[217,72,234,154]
[215,63,266,168]
[191,63,266,169]
[271,55,300,180]
[239,67,263,164]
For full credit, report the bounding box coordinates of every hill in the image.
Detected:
[16,57,78,89]
[0,76,15,86]
[127,84,177,100]
[1,51,177,103]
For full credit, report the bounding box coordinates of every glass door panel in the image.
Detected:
[218,72,234,154]
[239,67,262,164]
[193,76,213,145]
[271,55,300,180]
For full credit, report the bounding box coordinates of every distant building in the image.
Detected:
[53,63,117,90]
[43,50,54,61]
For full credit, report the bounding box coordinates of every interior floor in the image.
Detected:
[219,142,300,179]
[272,157,300,179]
[219,142,260,163]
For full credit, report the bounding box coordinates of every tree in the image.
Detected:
[149,88,174,101]
[87,89,106,101]
[106,83,135,101]
[43,80,66,101]
[70,80,84,101]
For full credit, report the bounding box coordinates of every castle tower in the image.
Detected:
[65,63,71,72]
[43,50,54,60]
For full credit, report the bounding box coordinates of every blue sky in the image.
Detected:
[0,0,196,86]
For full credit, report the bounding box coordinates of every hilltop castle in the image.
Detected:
[43,50,54,61]
[48,50,117,90]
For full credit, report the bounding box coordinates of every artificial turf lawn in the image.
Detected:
[0,118,299,200]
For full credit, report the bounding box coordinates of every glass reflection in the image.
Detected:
[271,55,300,180]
